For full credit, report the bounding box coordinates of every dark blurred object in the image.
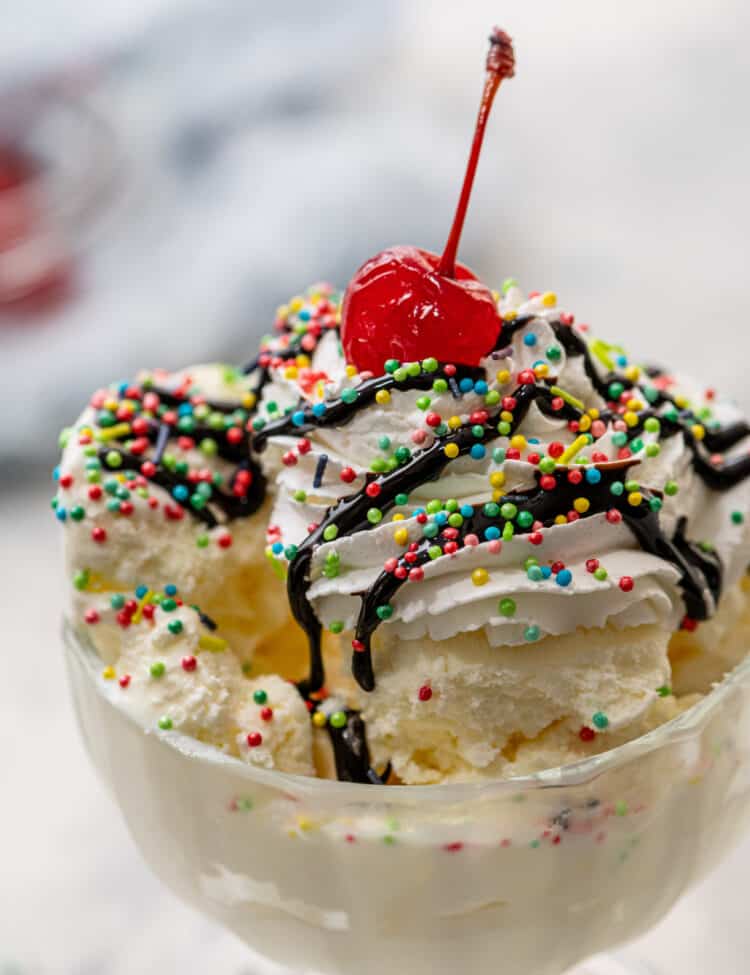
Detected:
[0,80,119,318]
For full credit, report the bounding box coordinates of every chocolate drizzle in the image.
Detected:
[255,314,750,767]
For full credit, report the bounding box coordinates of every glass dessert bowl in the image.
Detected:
[65,618,750,975]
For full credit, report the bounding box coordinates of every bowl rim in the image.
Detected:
[64,615,750,805]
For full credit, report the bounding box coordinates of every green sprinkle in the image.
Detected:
[432,378,448,394]
[615,801,628,817]
[394,446,411,464]
[500,502,518,519]
[341,387,358,404]
[406,362,421,377]
[323,525,339,541]
[731,511,744,525]
[376,605,393,620]
[330,711,348,729]
[485,390,500,406]
[253,689,268,705]
[422,357,439,373]
[608,382,624,400]
[395,493,409,506]
[592,711,609,730]
[517,511,534,529]
[483,502,501,518]
[150,662,166,678]
[200,438,218,456]
[644,417,660,433]
[664,480,679,496]
[371,458,387,473]
[497,421,511,436]
[524,625,541,642]
[546,345,562,361]
[158,716,173,730]
[492,448,506,463]
[378,435,391,451]
[384,359,399,374]
[426,499,443,514]
[501,277,518,294]
[196,534,209,548]
[167,619,183,635]
[656,685,672,697]
[70,505,85,522]
[416,396,431,411]
[73,570,90,591]
[105,450,122,469]
[428,545,442,560]
[393,367,408,383]
[645,444,661,457]
[499,597,516,617]
[293,489,307,502]
[161,598,177,612]
[594,567,608,581]
[367,508,383,524]
[624,479,640,493]
[284,544,299,560]
[329,620,344,634]
[649,497,663,512]
[538,457,556,474]
[610,481,624,496]
[110,593,125,610]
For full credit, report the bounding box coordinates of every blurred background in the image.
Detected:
[2,0,749,972]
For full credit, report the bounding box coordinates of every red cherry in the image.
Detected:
[340,30,514,375]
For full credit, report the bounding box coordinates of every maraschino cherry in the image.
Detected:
[341,28,515,376]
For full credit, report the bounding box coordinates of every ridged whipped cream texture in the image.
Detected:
[260,287,750,654]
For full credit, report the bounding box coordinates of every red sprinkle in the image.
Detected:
[418,685,433,702]
[579,726,596,742]
[606,509,623,524]
[181,656,197,672]
[567,469,583,485]
[260,707,274,722]
[59,474,73,489]
[84,609,100,624]
[585,558,600,573]
[681,616,698,632]
[618,576,634,592]
[91,526,107,544]
[246,732,263,748]
[365,482,381,498]
[340,467,357,483]
[352,639,366,652]
[88,485,103,501]
[540,475,556,491]
[218,533,233,548]
[528,532,544,546]
[118,674,131,688]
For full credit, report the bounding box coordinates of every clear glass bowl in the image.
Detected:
[63,619,750,975]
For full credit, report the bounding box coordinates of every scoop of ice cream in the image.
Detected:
[80,592,315,776]
[360,623,672,783]
[55,363,294,660]
[254,282,750,783]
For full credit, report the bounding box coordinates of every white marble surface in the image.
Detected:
[2,483,749,973]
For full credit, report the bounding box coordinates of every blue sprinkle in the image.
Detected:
[473,380,488,394]
[52,466,60,482]
[434,512,448,525]
[313,453,328,489]
[173,485,189,502]
[540,565,553,579]
[292,410,307,427]
[528,437,540,445]
[459,378,474,393]
[178,403,193,416]
[585,468,602,484]
[153,424,170,465]
[55,507,67,522]
[523,333,537,347]
[164,583,178,596]
[412,507,426,517]
[312,403,326,417]
[556,569,573,587]
[272,542,284,555]
[470,444,486,460]
[484,526,501,540]
[616,355,628,367]
[460,504,474,517]
[298,309,311,321]
[118,382,129,396]
[135,585,148,599]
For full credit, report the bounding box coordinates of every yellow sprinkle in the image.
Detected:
[496,369,511,385]
[131,589,153,625]
[289,297,304,312]
[375,389,391,405]
[588,407,600,420]
[241,391,257,410]
[444,443,460,459]
[492,489,504,503]
[590,339,616,371]
[500,410,514,423]
[534,363,549,378]
[393,528,409,546]
[555,514,568,525]
[276,303,289,319]
[692,424,705,441]
[199,634,228,653]
[297,817,314,832]
[510,435,526,451]
[295,354,311,368]
[558,435,590,465]
[115,473,127,483]
[472,568,489,586]
[490,471,506,488]
[624,365,641,382]
[491,289,500,302]
[549,385,585,411]
[448,415,462,430]
[345,365,357,378]
[97,423,131,442]
[674,395,689,409]
[391,513,405,521]
[335,310,342,324]
[283,366,298,380]
[312,711,327,728]
[541,291,557,307]
[86,571,128,592]
[103,398,119,412]
[102,666,116,680]
[578,415,592,433]
[503,309,518,322]
[573,497,590,514]
[626,398,642,411]
[627,491,643,507]
[79,426,94,438]
[623,411,639,428]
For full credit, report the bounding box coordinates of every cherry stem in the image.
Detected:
[438,28,515,279]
